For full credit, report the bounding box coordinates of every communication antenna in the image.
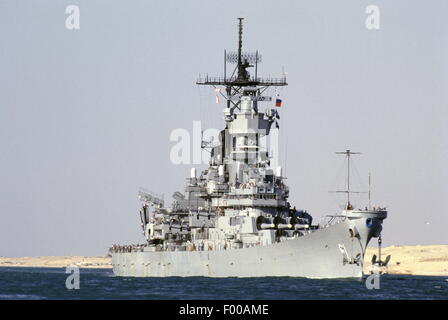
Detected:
[332,149,365,210]
[368,172,372,210]
[284,137,288,178]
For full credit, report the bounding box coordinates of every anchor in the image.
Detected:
[371,235,391,267]
[368,235,391,274]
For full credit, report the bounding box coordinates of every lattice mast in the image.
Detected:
[196,18,287,110]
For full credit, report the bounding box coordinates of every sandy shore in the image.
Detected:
[0,256,111,269]
[1,245,447,276]
[364,245,448,276]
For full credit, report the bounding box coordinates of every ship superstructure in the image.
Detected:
[110,19,387,278]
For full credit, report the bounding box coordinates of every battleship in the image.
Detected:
[110,18,387,278]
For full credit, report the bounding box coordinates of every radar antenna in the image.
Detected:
[196,18,287,112]
[138,188,164,208]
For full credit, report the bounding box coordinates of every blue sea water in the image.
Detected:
[0,267,446,300]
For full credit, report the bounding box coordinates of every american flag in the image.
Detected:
[275,98,282,107]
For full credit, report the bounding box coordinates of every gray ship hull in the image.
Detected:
[112,214,381,279]
[110,20,388,280]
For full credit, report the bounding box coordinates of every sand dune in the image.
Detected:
[1,245,447,276]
